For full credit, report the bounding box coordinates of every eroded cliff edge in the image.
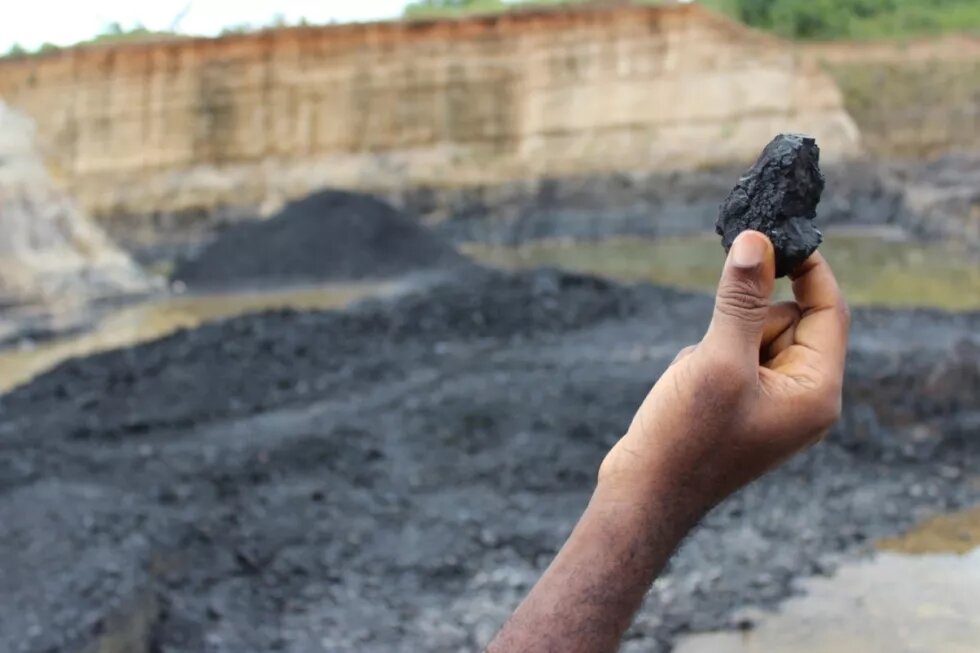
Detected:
[0,102,146,306]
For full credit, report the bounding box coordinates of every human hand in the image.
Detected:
[598,230,850,513]
[488,231,849,653]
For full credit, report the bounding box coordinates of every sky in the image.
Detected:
[0,0,414,52]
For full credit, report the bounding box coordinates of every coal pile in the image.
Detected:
[171,190,472,289]
[2,268,637,441]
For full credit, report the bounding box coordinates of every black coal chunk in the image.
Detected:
[716,134,825,278]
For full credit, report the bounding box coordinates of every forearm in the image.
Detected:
[487,478,703,653]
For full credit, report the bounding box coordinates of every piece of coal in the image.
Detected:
[716,134,825,277]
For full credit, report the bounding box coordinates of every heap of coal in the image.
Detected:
[171,190,472,289]
[716,134,826,277]
[2,268,636,441]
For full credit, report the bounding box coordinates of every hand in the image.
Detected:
[488,231,848,652]
[599,230,850,512]
[488,231,848,653]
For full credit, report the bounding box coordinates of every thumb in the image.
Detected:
[703,230,776,361]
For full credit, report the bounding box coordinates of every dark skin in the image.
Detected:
[487,230,850,652]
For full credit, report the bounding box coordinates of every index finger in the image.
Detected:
[789,252,850,379]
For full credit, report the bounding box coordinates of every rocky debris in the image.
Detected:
[841,330,980,454]
[2,268,635,440]
[716,134,826,277]
[0,101,147,306]
[0,481,162,653]
[170,190,473,290]
[0,269,976,652]
[884,153,980,255]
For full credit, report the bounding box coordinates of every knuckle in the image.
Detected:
[716,280,768,321]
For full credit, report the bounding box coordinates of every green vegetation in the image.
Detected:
[404,0,605,19]
[73,22,179,47]
[4,43,28,58]
[219,24,254,36]
[1,22,180,59]
[404,0,980,40]
[826,58,980,156]
[5,41,64,58]
[702,0,980,40]
[404,0,507,18]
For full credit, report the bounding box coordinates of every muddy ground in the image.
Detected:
[1,265,977,653]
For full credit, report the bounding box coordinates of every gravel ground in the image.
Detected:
[0,268,977,652]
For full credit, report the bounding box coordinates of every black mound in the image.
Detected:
[716,134,826,277]
[172,190,471,288]
[3,269,637,440]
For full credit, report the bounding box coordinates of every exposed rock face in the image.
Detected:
[0,4,859,222]
[0,102,146,305]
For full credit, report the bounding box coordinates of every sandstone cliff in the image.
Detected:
[0,4,858,222]
[805,35,980,159]
[0,102,146,305]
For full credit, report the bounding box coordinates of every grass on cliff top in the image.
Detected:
[404,0,980,41]
[3,23,183,59]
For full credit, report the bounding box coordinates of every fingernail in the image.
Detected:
[730,231,768,269]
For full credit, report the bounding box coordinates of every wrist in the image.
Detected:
[594,446,710,537]
[570,476,706,594]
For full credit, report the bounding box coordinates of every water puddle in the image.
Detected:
[465,232,980,311]
[0,282,391,393]
[674,507,980,653]
[878,506,980,555]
